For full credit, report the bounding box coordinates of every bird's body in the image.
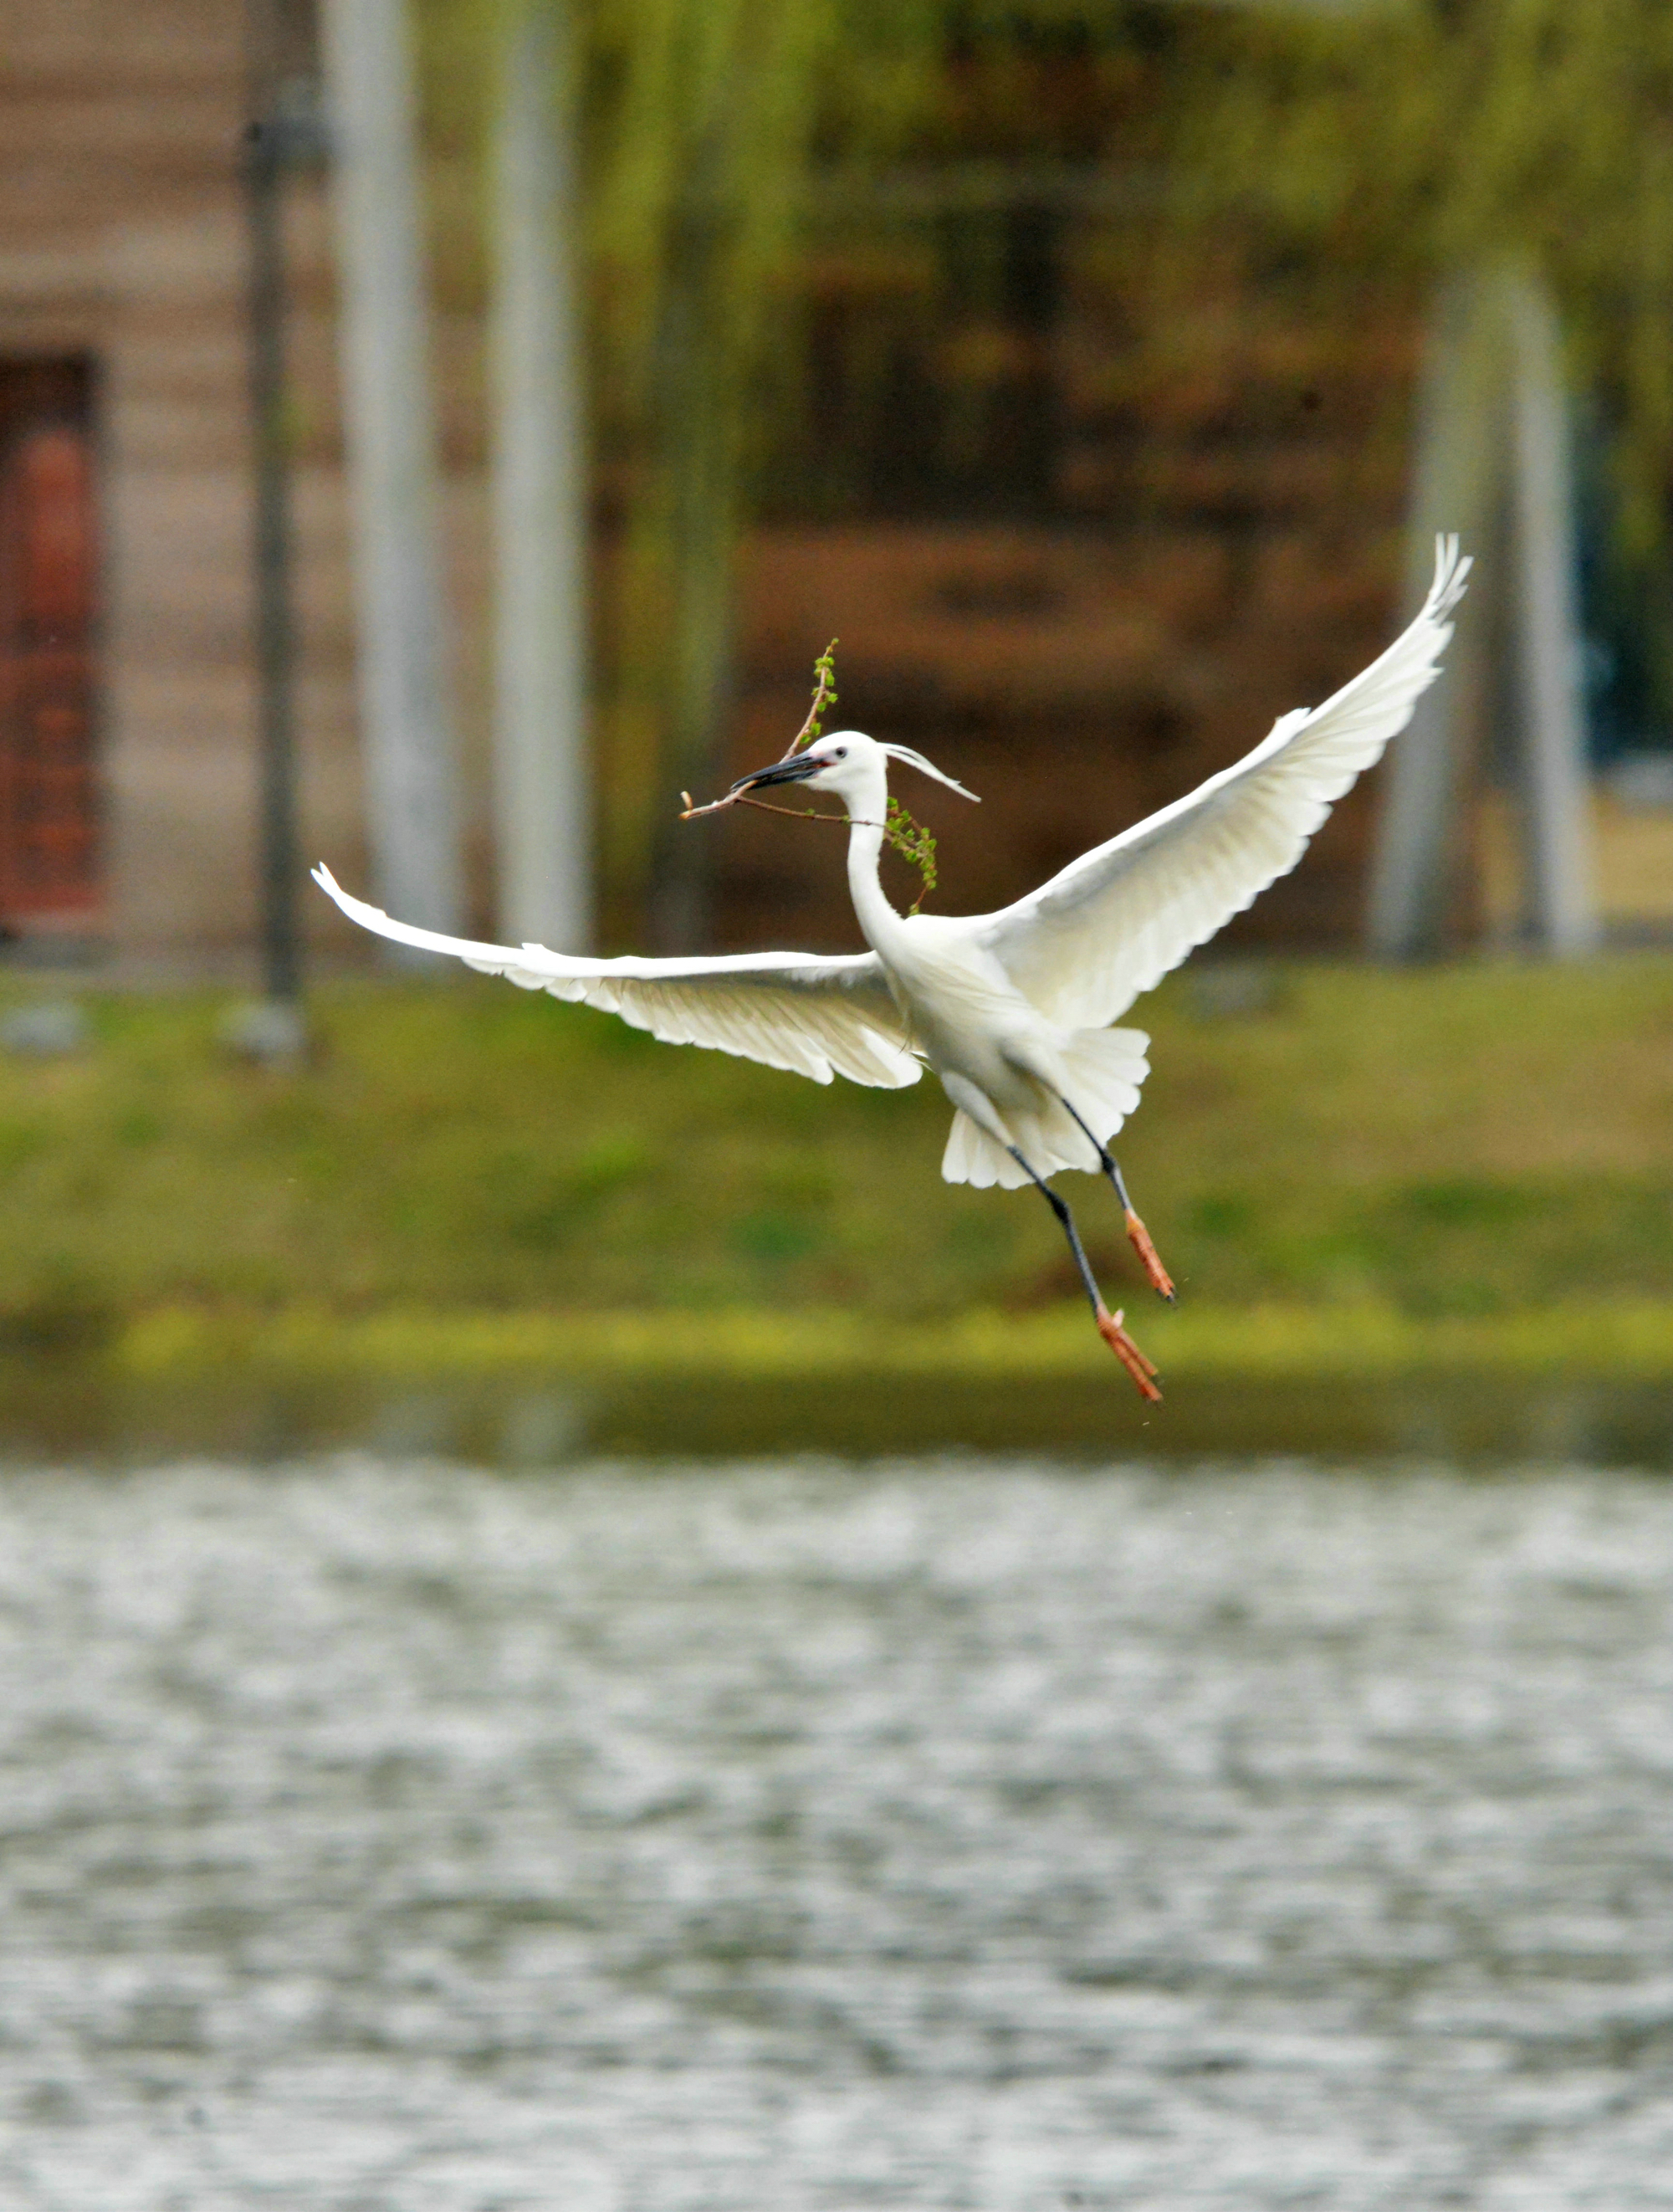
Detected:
[860,892,1150,1191]
[316,535,1470,1399]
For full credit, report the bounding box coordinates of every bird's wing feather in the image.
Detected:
[312,866,922,1088]
[975,535,1471,1027]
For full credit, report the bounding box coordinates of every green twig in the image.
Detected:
[682,640,940,911]
[783,637,839,757]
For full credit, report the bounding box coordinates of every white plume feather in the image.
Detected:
[879,744,981,802]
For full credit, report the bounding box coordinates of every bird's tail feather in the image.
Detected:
[940,1027,1149,1188]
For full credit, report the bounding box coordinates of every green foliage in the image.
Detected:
[884,797,938,914]
[1156,0,1673,656]
[413,0,1673,919]
[412,1,1191,930]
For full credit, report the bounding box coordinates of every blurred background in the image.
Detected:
[5,0,1673,972]
[2,4,1673,2205]
[0,0,1665,1393]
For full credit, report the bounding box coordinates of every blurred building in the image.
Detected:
[719,207,1415,950]
[5,3,1651,970]
[0,0,371,966]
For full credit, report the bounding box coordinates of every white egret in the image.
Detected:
[315,535,1470,1400]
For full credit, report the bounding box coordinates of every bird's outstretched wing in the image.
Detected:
[312,867,922,1088]
[976,535,1471,1027]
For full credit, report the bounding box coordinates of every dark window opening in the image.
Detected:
[0,358,100,926]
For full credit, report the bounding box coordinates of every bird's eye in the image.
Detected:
[834,747,847,759]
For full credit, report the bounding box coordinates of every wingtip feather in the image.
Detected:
[1428,533,1471,622]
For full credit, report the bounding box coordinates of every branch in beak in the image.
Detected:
[731,755,824,794]
[679,751,823,822]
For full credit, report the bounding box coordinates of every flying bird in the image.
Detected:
[315,535,1470,1401]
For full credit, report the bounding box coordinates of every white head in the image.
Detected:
[729,729,980,817]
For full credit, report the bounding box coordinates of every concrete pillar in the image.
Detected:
[489,2,592,950]
[1369,264,1598,960]
[319,0,462,936]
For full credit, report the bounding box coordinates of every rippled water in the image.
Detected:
[3,1452,1673,2209]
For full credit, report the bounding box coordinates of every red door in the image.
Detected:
[0,364,100,925]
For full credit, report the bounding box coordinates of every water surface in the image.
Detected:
[2,1452,1672,2208]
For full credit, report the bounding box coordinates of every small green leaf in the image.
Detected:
[885,796,938,914]
[793,638,840,751]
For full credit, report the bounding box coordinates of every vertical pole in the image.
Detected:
[1505,271,1599,957]
[489,2,591,949]
[243,0,300,1004]
[318,0,462,937]
[1369,262,1599,962]
[1367,272,1500,960]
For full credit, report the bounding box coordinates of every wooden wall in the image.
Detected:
[717,265,1419,956]
[0,0,497,964]
[0,1,313,955]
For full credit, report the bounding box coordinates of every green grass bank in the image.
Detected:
[1,954,1670,1379]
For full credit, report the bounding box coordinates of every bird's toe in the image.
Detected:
[1096,1303,1163,1402]
[1124,1210,1177,1303]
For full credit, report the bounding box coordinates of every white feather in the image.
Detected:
[310,867,923,1090]
[975,535,1472,1026]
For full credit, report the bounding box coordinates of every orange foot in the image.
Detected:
[1124,1209,1176,1303]
[1097,1303,1163,1403]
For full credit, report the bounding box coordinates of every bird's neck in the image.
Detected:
[845,805,904,958]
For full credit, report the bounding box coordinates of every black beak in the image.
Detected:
[729,754,822,796]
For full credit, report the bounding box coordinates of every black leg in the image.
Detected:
[1007,1144,1102,1318]
[1057,1097,1176,1303]
[1007,1144,1162,1402]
